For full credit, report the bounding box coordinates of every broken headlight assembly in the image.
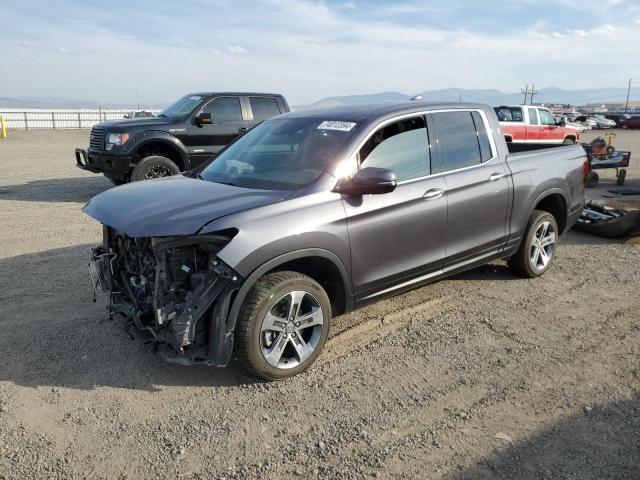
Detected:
[90,227,241,365]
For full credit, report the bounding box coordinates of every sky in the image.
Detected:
[1,0,639,106]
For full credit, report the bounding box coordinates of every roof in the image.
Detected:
[283,101,492,123]
[189,92,284,97]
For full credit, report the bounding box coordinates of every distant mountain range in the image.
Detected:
[1,87,637,110]
[0,96,166,109]
[293,87,640,110]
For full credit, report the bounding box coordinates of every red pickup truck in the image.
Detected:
[495,105,580,145]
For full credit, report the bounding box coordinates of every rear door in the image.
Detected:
[430,110,510,268]
[341,115,447,303]
[186,96,249,164]
[526,107,541,142]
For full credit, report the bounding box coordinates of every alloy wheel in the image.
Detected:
[529,220,556,272]
[260,290,324,369]
[144,165,172,179]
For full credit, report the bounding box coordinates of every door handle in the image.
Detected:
[423,188,445,199]
[238,127,248,133]
[489,172,506,181]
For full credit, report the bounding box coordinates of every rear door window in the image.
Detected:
[431,111,483,173]
[471,111,494,162]
[528,108,539,125]
[494,106,523,122]
[359,116,430,182]
[249,97,282,122]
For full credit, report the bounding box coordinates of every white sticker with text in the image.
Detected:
[317,121,357,132]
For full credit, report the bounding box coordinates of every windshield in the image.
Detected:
[160,94,205,118]
[200,118,357,191]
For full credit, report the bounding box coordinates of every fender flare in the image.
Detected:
[130,131,190,169]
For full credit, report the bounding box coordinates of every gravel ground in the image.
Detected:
[0,129,639,479]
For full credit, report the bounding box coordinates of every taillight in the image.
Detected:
[583,159,589,185]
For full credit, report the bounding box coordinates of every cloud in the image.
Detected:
[226,45,249,55]
[1,0,638,105]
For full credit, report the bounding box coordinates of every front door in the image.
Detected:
[341,115,447,303]
[538,108,560,143]
[186,96,249,165]
[429,110,510,268]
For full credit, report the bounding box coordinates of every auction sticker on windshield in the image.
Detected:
[317,121,357,132]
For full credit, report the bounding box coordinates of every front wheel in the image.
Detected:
[508,210,558,278]
[235,272,331,380]
[563,138,575,144]
[131,155,180,182]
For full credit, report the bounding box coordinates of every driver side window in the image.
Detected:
[202,97,242,124]
[539,109,556,126]
[359,116,430,182]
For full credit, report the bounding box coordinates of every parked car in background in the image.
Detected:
[85,101,586,379]
[621,115,640,129]
[495,105,580,145]
[603,113,628,128]
[123,110,155,119]
[572,115,598,130]
[593,115,616,129]
[75,92,290,184]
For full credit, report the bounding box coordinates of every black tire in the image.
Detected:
[235,271,331,381]
[586,171,599,188]
[617,169,626,186]
[109,177,128,186]
[131,155,180,182]
[508,210,559,278]
[563,138,575,144]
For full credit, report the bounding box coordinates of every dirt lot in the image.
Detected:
[1,129,639,479]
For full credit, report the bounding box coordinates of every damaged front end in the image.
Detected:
[90,226,241,366]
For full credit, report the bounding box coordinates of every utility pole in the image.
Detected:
[521,84,539,105]
[521,84,529,105]
[529,84,539,105]
[136,87,140,110]
[625,79,632,112]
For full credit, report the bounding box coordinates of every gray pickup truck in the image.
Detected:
[84,101,586,380]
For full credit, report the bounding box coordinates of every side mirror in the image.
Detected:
[558,117,566,127]
[333,167,397,195]
[194,112,212,126]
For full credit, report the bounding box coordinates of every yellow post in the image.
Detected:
[0,115,6,138]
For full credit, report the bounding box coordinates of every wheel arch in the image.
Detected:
[132,133,189,170]
[225,249,354,336]
[531,191,569,234]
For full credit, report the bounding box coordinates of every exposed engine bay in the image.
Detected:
[90,226,241,365]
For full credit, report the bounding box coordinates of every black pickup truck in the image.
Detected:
[75,92,289,184]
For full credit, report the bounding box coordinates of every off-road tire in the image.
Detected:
[508,210,558,278]
[131,155,180,182]
[235,271,331,381]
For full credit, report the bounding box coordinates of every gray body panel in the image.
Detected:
[85,101,586,326]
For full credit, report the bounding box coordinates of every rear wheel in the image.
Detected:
[508,210,558,278]
[563,138,576,144]
[131,155,180,182]
[586,171,599,188]
[235,272,331,380]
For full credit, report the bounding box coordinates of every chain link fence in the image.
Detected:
[0,108,162,129]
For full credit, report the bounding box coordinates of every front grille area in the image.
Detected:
[89,127,106,150]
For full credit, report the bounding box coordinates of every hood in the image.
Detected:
[83,175,290,237]
[97,116,175,130]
